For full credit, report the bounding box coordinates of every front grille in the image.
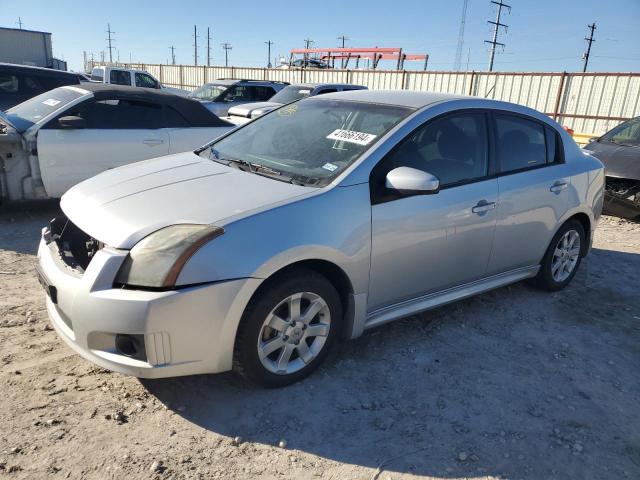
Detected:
[47,216,103,273]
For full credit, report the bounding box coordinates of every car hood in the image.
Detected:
[228,101,282,118]
[60,151,313,249]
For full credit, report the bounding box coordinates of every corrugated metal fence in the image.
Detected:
[93,62,640,136]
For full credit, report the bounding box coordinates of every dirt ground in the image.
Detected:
[0,206,639,480]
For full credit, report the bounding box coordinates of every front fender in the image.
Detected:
[176,183,373,296]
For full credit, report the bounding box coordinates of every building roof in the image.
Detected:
[311,89,466,108]
[0,26,52,35]
[68,83,232,127]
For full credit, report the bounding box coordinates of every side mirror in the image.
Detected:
[58,116,86,129]
[385,166,439,194]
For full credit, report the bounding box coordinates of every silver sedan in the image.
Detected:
[37,90,604,387]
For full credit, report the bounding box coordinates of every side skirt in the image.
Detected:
[364,265,540,330]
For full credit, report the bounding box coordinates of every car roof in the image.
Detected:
[311,89,466,108]
[0,62,80,78]
[289,83,367,89]
[61,84,232,127]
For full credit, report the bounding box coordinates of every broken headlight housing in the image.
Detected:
[115,224,224,289]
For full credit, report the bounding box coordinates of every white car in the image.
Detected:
[0,83,234,202]
[89,66,189,96]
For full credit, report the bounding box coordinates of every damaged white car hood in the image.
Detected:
[60,151,314,249]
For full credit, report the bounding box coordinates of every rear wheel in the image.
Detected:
[234,269,342,387]
[533,219,585,291]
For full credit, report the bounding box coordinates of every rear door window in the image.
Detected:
[109,70,132,86]
[252,86,276,101]
[495,114,547,173]
[0,74,20,93]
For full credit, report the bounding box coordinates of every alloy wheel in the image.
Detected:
[551,229,581,282]
[257,292,331,375]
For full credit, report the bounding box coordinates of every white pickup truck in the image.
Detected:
[90,66,188,97]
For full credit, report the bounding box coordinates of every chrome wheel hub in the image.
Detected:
[257,292,331,375]
[551,230,581,282]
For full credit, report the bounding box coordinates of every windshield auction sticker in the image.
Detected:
[326,129,377,146]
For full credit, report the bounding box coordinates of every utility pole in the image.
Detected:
[106,24,115,64]
[454,0,469,71]
[265,40,274,68]
[16,17,24,29]
[222,42,232,67]
[207,27,212,66]
[337,35,349,68]
[100,51,105,63]
[484,0,510,72]
[304,38,314,62]
[169,46,176,65]
[193,25,199,65]
[83,51,87,71]
[582,22,596,72]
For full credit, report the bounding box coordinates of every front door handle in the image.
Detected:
[550,181,568,193]
[143,139,164,146]
[472,200,496,215]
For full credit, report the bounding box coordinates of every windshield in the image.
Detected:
[199,99,412,185]
[270,86,313,104]
[5,87,86,131]
[601,118,640,147]
[189,84,229,101]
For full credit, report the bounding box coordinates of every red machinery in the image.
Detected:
[289,47,429,70]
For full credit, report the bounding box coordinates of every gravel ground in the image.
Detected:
[0,207,639,480]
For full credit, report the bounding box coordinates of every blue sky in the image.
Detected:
[2,0,639,73]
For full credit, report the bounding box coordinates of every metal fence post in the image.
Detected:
[553,71,567,121]
[159,64,164,84]
[179,65,184,90]
[468,71,476,96]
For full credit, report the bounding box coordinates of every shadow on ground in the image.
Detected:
[0,202,60,255]
[142,247,640,479]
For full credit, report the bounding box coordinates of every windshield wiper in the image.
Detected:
[209,148,255,172]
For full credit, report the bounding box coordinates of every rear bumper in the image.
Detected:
[37,236,261,378]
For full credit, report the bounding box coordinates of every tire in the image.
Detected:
[532,219,586,291]
[233,269,343,388]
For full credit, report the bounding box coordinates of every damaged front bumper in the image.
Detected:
[36,219,261,378]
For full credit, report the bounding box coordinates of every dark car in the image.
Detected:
[0,63,84,111]
[583,117,640,220]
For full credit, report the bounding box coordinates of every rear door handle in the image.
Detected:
[143,139,164,146]
[550,181,568,193]
[472,200,496,215]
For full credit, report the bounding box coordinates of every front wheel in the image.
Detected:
[234,269,342,387]
[533,219,586,291]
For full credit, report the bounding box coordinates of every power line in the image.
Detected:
[193,25,199,65]
[454,0,469,71]
[484,0,510,72]
[221,42,232,67]
[207,27,212,66]
[169,45,176,65]
[337,35,349,68]
[582,22,597,72]
[265,40,274,68]
[106,24,116,64]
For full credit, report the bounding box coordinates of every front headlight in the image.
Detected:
[115,224,224,288]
